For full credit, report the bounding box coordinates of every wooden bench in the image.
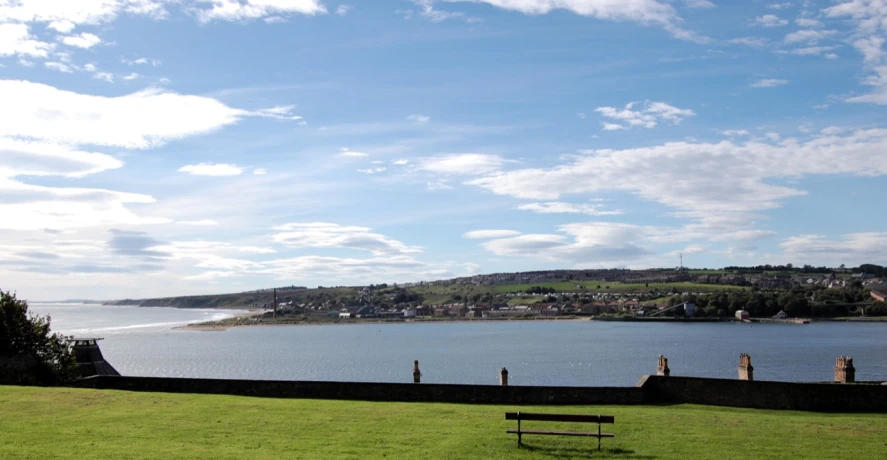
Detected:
[505,412,615,451]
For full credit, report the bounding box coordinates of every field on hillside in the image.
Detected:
[2,386,885,459]
[412,281,745,301]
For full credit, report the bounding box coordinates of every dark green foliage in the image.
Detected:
[867,301,887,316]
[0,290,77,384]
[525,286,556,294]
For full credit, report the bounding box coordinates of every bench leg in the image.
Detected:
[517,433,522,448]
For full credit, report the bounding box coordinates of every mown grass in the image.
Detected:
[2,386,885,459]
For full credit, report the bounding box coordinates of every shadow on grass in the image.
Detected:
[519,444,656,459]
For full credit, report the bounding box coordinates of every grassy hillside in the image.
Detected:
[2,386,885,459]
[109,280,747,309]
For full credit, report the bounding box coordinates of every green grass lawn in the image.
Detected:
[2,386,885,459]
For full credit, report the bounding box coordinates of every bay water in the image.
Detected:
[30,303,887,386]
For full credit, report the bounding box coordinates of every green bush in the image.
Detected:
[0,290,77,384]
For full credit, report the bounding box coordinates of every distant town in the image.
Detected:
[109,264,887,328]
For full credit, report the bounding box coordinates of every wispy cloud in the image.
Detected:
[750,78,788,88]
[178,163,244,176]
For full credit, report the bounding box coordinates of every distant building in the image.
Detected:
[735,310,749,320]
[773,310,787,320]
[871,290,886,302]
[404,307,417,318]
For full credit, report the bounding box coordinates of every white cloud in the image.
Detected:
[683,0,714,8]
[0,179,168,231]
[357,167,386,174]
[463,229,522,239]
[0,0,160,25]
[336,4,352,16]
[825,2,887,104]
[468,128,887,242]
[60,32,101,49]
[755,15,788,27]
[780,233,887,266]
[252,105,302,120]
[0,80,298,149]
[406,114,431,123]
[178,219,219,226]
[178,163,244,176]
[253,168,267,175]
[46,19,75,33]
[594,101,694,130]
[784,29,837,44]
[272,222,422,255]
[795,18,822,28]
[340,147,369,157]
[721,129,750,137]
[121,72,139,80]
[0,23,53,58]
[417,153,505,175]
[393,159,409,165]
[516,202,622,216]
[260,254,431,282]
[478,223,652,264]
[441,0,703,41]
[195,0,327,23]
[92,71,114,82]
[44,61,73,73]
[426,180,453,191]
[788,46,838,56]
[750,78,788,88]
[766,2,792,9]
[729,36,768,47]
[0,137,122,178]
[123,57,161,66]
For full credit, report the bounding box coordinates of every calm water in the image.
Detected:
[31,303,887,386]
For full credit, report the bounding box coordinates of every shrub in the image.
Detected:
[0,290,77,384]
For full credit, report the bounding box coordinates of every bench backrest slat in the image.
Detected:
[504,412,614,424]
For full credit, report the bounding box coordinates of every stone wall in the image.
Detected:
[0,354,44,385]
[71,375,646,406]
[641,375,887,412]
[68,374,887,412]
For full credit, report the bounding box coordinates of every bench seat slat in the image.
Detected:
[504,413,614,424]
[507,429,615,438]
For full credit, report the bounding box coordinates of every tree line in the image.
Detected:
[666,285,880,318]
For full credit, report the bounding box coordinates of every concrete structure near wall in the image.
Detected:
[738,353,753,381]
[835,356,855,383]
[73,338,120,378]
[656,355,670,376]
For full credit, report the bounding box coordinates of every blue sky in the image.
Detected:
[2,0,886,300]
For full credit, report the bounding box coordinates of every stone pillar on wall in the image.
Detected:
[834,356,855,383]
[738,353,754,381]
[499,367,508,386]
[413,360,421,383]
[657,355,670,377]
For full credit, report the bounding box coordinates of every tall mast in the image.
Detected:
[273,287,278,318]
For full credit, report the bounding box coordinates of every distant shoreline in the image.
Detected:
[174,314,592,331]
[173,313,887,332]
